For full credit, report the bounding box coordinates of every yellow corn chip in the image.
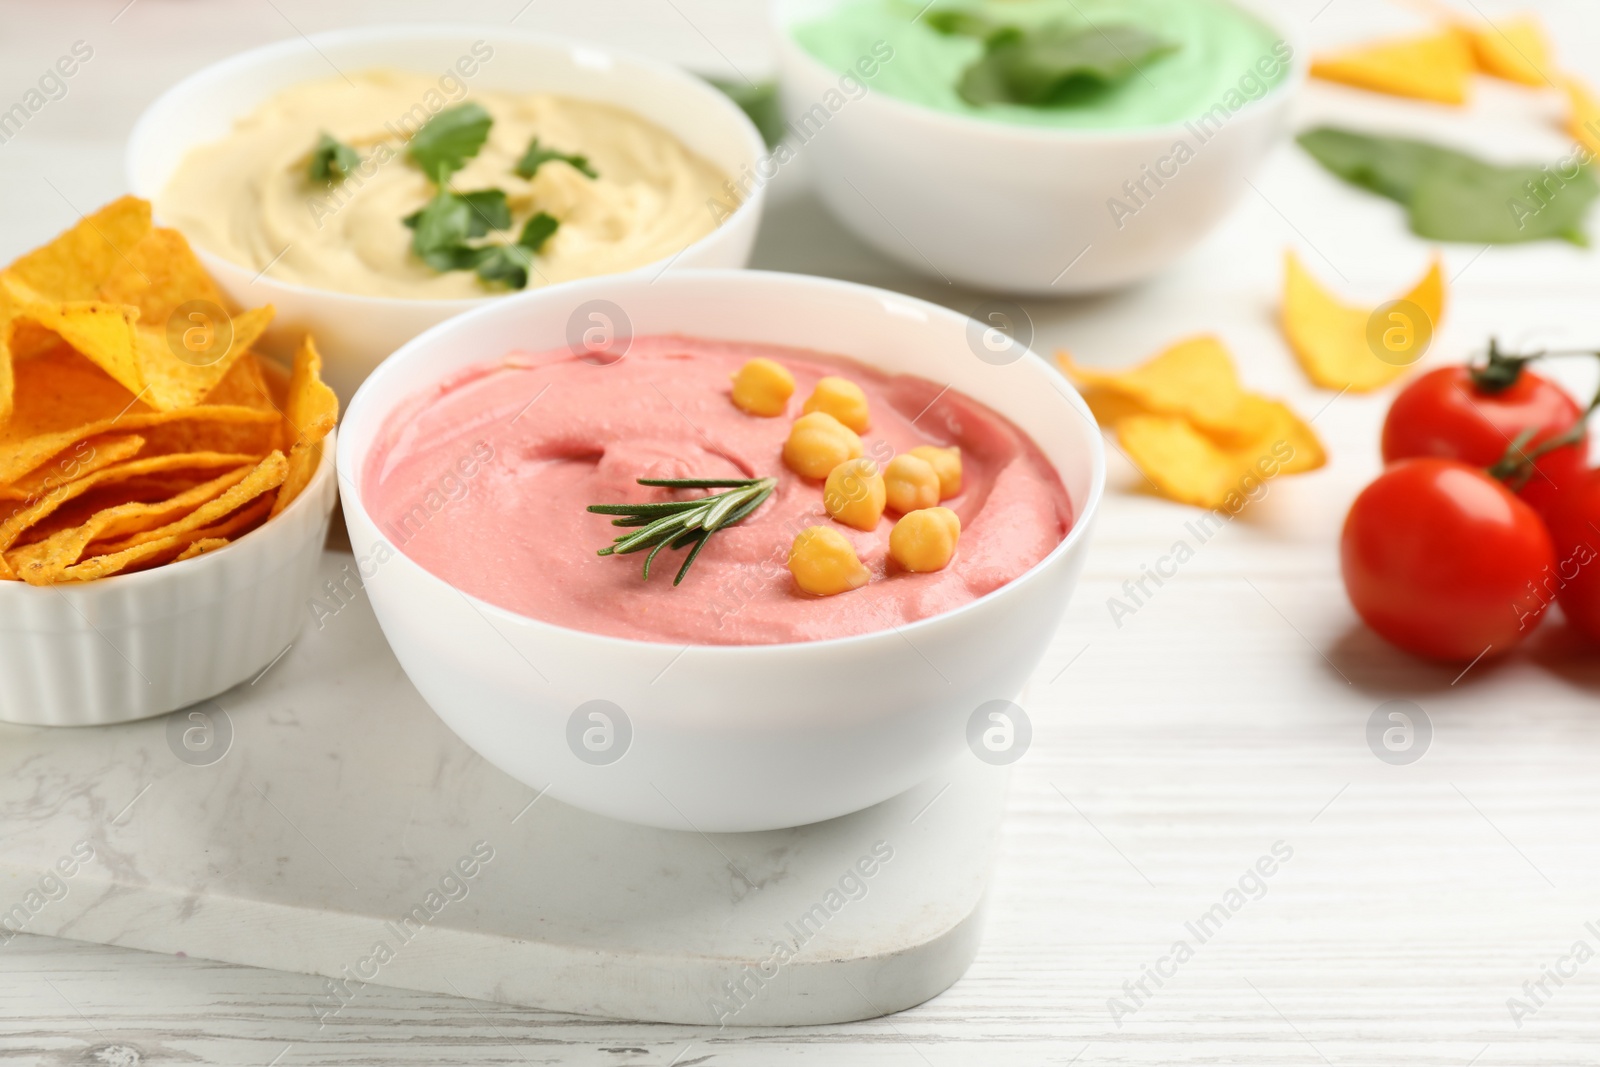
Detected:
[3,196,152,301]
[9,463,254,572]
[1058,335,1326,511]
[1059,336,1272,444]
[1,406,277,488]
[13,451,287,584]
[1461,16,1550,86]
[0,227,274,417]
[0,434,146,503]
[1281,251,1445,392]
[1565,76,1600,156]
[1,454,258,559]
[270,336,338,517]
[174,537,231,562]
[1117,405,1325,511]
[1310,29,1473,104]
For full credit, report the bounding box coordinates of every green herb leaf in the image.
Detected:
[471,243,534,289]
[925,10,1010,42]
[406,189,477,271]
[707,78,786,149]
[1298,126,1598,245]
[403,188,511,238]
[514,137,598,180]
[308,132,362,183]
[955,23,1179,108]
[466,212,562,290]
[407,102,493,182]
[458,189,512,236]
[518,211,559,252]
[588,476,777,584]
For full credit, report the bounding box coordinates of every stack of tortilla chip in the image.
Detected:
[0,196,337,584]
[1059,336,1326,511]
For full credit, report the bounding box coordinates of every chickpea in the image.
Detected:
[788,525,871,596]
[889,507,960,573]
[782,411,864,480]
[883,453,940,513]
[730,357,795,417]
[908,445,962,500]
[801,376,871,432]
[823,458,887,531]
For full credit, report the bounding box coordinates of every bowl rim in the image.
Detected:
[123,22,769,310]
[769,0,1307,147]
[338,267,1107,655]
[0,428,337,599]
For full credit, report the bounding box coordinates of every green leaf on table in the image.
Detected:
[308,132,361,183]
[407,102,493,182]
[514,137,598,180]
[1298,126,1598,245]
[707,78,786,149]
[951,23,1179,108]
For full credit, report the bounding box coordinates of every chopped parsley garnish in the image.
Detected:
[407,102,493,182]
[308,132,361,182]
[514,137,598,180]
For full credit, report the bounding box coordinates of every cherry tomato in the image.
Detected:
[1381,366,1586,515]
[1341,458,1556,662]
[1541,468,1600,646]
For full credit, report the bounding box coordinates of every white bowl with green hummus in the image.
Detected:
[774,0,1304,293]
[127,26,766,400]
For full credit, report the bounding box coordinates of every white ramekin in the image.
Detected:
[338,270,1105,832]
[0,437,337,727]
[771,0,1305,294]
[125,25,768,402]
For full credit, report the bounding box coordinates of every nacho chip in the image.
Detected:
[1461,16,1550,86]
[24,467,257,567]
[0,434,146,503]
[173,537,231,562]
[1059,336,1272,445]
[1,406,277,487]
[1310,29,1473,104]
[1281,250,1445,392]
[0,221,275,417]
[1,453,259,559]
[3,196,152,302]
[1058,337,1326,510]
[12,451,287,584]
[1117,401,1326,511]
[1566,76,1600,157]
[270,336,338,517]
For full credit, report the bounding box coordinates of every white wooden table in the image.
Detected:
[5,0,1600,1063]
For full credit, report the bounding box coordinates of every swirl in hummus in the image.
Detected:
[156,68,732,299]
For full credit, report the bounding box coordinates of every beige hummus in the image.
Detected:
[156,69,732,299]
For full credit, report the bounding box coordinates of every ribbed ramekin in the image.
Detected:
[0,435,337,727]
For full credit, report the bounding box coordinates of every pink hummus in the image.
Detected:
[363,337,1072,645]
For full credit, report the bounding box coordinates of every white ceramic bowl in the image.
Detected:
[0,437,337,727]
[771,0,1305,294]
[126,25,768,402]
[339,270,1104,831]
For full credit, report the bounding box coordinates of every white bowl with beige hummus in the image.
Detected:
[338,270,1105,831]
[127,26,766,400]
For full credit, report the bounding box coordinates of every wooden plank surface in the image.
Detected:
[4,0,1600,1063]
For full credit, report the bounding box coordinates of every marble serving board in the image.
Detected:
[0,552,1010,1026]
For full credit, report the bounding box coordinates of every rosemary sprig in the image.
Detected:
[588,476,777,585]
